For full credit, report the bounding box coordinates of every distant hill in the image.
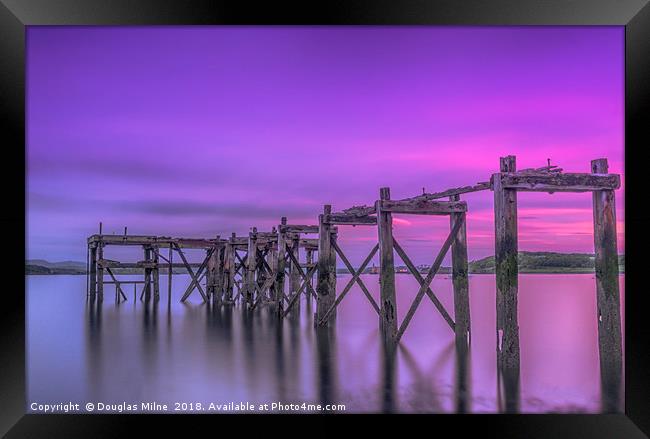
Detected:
[468,252,625,274]
[25,259,200,275]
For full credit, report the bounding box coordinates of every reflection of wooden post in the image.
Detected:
[276,218,287,315]
[493,155,520,412]
[290,235,301,313]
[377,187,397,348]
[317,206,334,325]
[591,158,622,412]
[246,228,258,307]
[450,194,471,412]
[89,244,97,299]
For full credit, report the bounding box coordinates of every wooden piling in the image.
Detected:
[152,245,160,300]
[591,158,623,412]
[377,187,398,348]
[290,234,301,313]
[275,218,287,315]
[167,244,173,307]
[493,155,520,412]
[97,240,104,300]
[450,194,471,349]
[450,194,471,412]
[246,228,258,307]
[316,206,335,325]
[225,233,236,302]
[143,245,152,302]
[89,244,97,298]
[306,249,314,304]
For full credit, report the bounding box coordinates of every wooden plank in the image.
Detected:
[499,172,620,192]
[379,198,467,215]
[494,155,520,413]
[591,158,622,413]
[280,224,319,234]
[89,245,97,298]
[325,214,377,225]
[377,188,398,347]
[167,244,173,307]
[415,182,491,200]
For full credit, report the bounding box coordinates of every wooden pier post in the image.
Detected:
[290,234,301,313]
[143,245,152,302]
[591,158,623,412]
[225,233,236,302]
[306,249,314,304]
[215,239,224,305]
[152,245,160,301]
[275,218,287,315]
[493,155,520,412]
[450,194,471,412]
[246,228,258,307]
[450,194,471,350]
[377,187,398,348]
[97,240,104,300]
[167,244,173,307]
[89,243,97,299]
[206,246,217,303]
[317,206,335,325]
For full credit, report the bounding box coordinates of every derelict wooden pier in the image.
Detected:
[86,155,623,413]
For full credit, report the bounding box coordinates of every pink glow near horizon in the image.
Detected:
[26,26,624,265]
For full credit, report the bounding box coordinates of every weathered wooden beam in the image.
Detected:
[143,245,152,302]
[449,195,471,372]
[280,224,319,234]
[377,188,398,348]
[379,198,467,215]
[499,172,620,192]
[591,158,622,413]
[167,244,173,307]
[96,242,104,300]
[316,206,336,325]
[325,214,377,225]
[340,205,376,216]
[405,182,491,202]
[494,155,520,413]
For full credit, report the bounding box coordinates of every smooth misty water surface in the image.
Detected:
[27,274,624,413]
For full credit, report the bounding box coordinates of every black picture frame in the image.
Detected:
[1,1,649,437]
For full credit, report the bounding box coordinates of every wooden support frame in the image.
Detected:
[376,186,470,351]
[491,155,623,413]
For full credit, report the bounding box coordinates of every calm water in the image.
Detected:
[27,273,624,413]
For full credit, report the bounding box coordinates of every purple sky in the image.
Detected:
[27,26,624,265]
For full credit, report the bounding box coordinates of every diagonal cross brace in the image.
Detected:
[318,242,380,325]
[281,265,318,317]
[176,244,211,302]
[395,217,464,343]
[393,238,455,331]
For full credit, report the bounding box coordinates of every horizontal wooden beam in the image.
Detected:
[325,214,377,225]
[280,224,319,234]
[378,199,467,215]
[88,234,226,248]
[497,172,620,192]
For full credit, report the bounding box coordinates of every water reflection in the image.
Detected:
[26,274,624,413]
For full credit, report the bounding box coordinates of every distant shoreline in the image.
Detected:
[26,251,625,276]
